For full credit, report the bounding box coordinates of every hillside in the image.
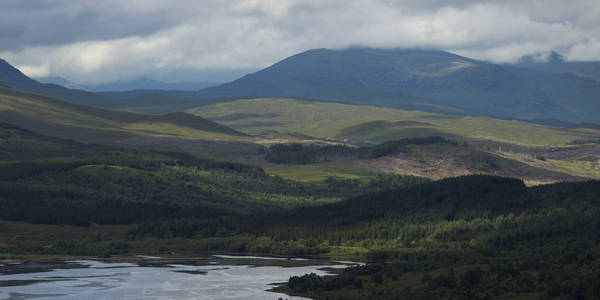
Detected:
[4,51,600,123]
[195,48,600,123]
[266,175,600,299]
[515,51,600,82]
[0,58,114,105]
[4,82,592,185]
[3,168,599,298]
[0,85,247,143]
[189,98,600,183]
[0,122,348,226]
[189,97,600,146]
[258,138,591,188]
[504,66,600,119]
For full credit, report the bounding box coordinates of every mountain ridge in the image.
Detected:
[2,48,600,123]
[196,47,600,122]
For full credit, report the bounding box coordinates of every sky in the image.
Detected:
[1,0,599,84]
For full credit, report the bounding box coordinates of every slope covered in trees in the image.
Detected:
[0,123,428,226]
[272,176,600,299]
[1,123,599,298]
[264,137,459,164]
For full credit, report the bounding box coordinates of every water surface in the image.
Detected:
[0,256,354,300]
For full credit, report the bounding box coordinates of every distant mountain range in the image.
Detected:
[0,59,205,110]
[2,48,600,123]
[0,58,110,105]
[34,76,89,90]
[37,76,219,92]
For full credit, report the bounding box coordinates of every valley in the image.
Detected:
[1,45,599,299]
[185,97,600,184]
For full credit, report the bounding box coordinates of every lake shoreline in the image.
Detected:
[0,251,366,270]
[1,255,359,300]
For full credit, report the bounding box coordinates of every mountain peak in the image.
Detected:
[518,51,565,65]
[198,47,576,121]
[547,51,565,64]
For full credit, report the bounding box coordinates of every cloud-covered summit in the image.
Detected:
[1,0,599,84]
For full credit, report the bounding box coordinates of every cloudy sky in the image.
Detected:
[1,0,599,84]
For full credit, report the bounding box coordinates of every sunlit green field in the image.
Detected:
[263,163,377,183]
[548,159,600,178]
[188,98,600,146]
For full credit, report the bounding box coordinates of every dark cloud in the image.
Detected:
[1,0,598,84]
[0,0,200,51]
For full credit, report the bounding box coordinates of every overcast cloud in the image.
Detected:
[1,0,599,84]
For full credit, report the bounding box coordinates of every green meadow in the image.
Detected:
[189,98,600,146]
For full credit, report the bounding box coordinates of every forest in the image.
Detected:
[1,123,599,299]
[264,136,461,164]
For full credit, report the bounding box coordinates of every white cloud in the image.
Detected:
[1,0,599,84]
[567,39,600,61]
[18,63,50,78]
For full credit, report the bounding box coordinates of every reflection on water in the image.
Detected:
[0,257,355,300]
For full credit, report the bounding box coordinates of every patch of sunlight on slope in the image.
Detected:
[189,98,600,146]
[0,86,247,142]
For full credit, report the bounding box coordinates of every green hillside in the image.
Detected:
[0,86,247,143]
[271,176,600,299]
[0,122,340,225]
[1,122,599,299]
[0,123,430,256]
[188,98,600,146]
[260,138,587,185]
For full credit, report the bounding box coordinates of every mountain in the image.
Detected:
[0,58,125,107]
[0,59,219,113]
[197,48,556,119]
[4,49,600,123]
[82,77,219,92]
[504,65,600,122]
[35,76,89,90]
[0,85,246,143]
[197,48,600,123]
[0,58,38,88]
[515,51,600,82]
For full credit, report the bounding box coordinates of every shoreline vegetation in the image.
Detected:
[2,176,600,299]
[1,119,599,298]
[0,255,352,300]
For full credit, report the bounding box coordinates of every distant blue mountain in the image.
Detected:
[36,76,88,90]
[36,76,218,92]
[0,59,215,113]
[83,77,219,92]
[0,59,109,105]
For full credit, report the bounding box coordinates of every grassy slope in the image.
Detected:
[263,163,378,184]
[0,86,248,143]
[0,123,430,257]
[0,122,343,225]
[260,142,588,186]
[188,98,600,146]
[189,98,600,183]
